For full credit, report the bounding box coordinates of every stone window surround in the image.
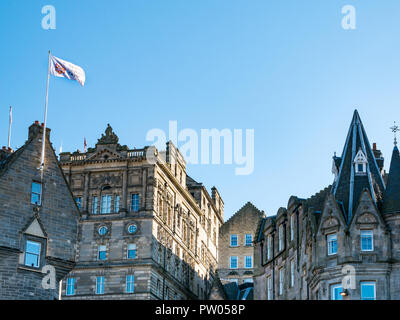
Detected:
[19,234,47,272]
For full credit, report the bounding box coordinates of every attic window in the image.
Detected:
[354,149,367,174]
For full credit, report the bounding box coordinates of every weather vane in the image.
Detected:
[390,121,399,146]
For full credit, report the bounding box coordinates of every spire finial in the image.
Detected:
[390,121,399,146]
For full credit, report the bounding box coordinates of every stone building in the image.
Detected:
[59,124,224,299]
[254,110,400,300]
[217,202,264,285]
[0,121,80,299]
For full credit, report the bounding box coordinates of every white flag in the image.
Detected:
[50,55,86,86]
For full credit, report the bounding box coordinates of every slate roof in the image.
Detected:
[332,110,385,222]
[382,146,400,214]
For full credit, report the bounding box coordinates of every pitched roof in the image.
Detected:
[332,110,385,222]
[382,146,400,214]
[223,201,264,226]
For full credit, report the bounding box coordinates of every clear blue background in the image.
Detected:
[1,1,400,220]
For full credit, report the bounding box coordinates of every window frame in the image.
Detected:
[114,195,120,213]
[96,276,105,295]
[74,197,82,210]
[267,276,273,300]
[127,243,137,259]
[126,275,135,294]
[66,278,76,296]
[24,239,42,269]
[100,194,112,214]
[290,215,294,242]
[230,256,238,269]
[360,230,374,252]
[244,255,253,269]
[360,281,376,300]
[279,267,284,295]
[31,181,42,206]
[290,260,295,287]
[278,224,284,251]
[131,193,140,212]
[98,245,107,261]
[327,233,338,256]
[92,196,98,214]
[330,283,343,300]
[230,234,238,247]
[245,234,253,246]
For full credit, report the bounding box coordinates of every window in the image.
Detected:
[245,256,253,268]
[279,268,284,295]
[245,234,253,246]
[290,215,294,241]
[267,235,272,260]
[114,195,120,213]
[330,284,343,300]
[267,276,273,300]
[361,230,373,252]
[126,275,135,293]
[24,240,41,268]
[290,260,295,287]
[31,182,42,205]
[243,278,253,283]
[96,276,104,295]
[98,226,108,236]
[166,287,169,300]
[98,245,106,260]
[156,279,161,297]
[66,278,75,296]
[230,256,238,269]
[92,196,98,214]
[361,281,376,300]
[230,234,238,247]
[75,197,82,209]
[101,195,112,214]
[327,233,337,255]
[354,149,368,174]
[127,224,137,234]
[127,244,136,259]
[131,193,139,212]
[278,225,284,251]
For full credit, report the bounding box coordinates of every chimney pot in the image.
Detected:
[373,143,377,151]
[41,122,44,127]
[34,120,39,125]
[2,146,6,151]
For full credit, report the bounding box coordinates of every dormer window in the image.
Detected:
[354,149,368,174]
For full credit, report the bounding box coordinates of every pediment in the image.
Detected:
[23,217,47,238]
[356,212,377,224]
[322,216,339,229]
[87,148,122,161]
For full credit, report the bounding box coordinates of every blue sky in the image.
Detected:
[1,1,400,220]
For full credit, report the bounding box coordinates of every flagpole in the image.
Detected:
[8,106,12,149]
[40,50,51,170]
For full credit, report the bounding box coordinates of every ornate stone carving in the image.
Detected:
[97,124,119,145]
[356,212,378,224]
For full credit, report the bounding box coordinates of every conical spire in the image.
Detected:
[382,146,400,214]
[332,110,385,222]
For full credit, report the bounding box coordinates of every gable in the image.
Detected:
[86,148,122,162]
[24,218,47,238]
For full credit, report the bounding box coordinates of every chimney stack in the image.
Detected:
[28,120,51,140]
